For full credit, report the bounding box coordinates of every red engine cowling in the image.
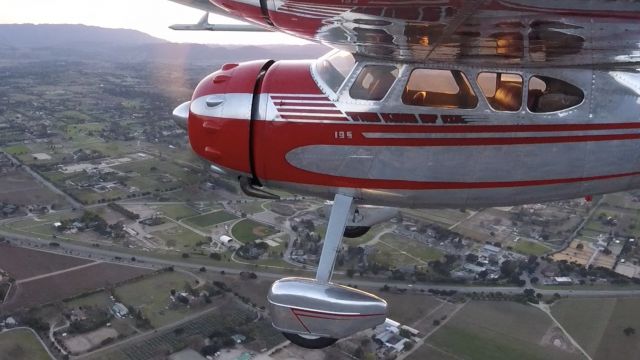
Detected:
[186,60,272,178]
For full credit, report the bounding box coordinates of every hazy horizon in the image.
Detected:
[0,0,309,45]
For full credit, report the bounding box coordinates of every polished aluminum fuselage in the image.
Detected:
[186,58,640,208]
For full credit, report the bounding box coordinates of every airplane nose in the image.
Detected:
[172,101,190,130]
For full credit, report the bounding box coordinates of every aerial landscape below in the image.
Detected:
[0,21,640,360]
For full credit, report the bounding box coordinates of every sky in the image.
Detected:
[0,0,308,45]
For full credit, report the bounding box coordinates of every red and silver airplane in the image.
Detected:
[170,0,640,348]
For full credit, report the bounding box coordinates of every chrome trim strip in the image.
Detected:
[363,129,640,139]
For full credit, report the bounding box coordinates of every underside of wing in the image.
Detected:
[169,0,640,67]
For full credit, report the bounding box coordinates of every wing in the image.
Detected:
[171,0,640,67]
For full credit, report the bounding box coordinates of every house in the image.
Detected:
[231,334,247,344]
[482,244,502,255]
[111,303,129,318]
[554,277,574,285]
[3,317,17,328]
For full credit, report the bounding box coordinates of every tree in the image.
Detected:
[353,346,364,359]
[346,268,355,278]
[576,243,584,250]
[465,253,479,263]
[624,327,636,336]
[530,276,540,284]
[403,341,414,351]
[199,266,206,272]
[182,253,190,258]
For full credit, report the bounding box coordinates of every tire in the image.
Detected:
[343,226,370,238]
[282,332,338,349]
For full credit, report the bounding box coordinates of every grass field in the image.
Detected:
[184,210,237,228]
[235,201,267,215]
[374,233,443,267]
[406,343,461,360]
[114,271,198,328]
[428,302,582,360]
[63,291,112,311]
[158,204,199,220]
[3,144,30,155]
[150,225,206,248]
[552,298,640,360]
[0,329,51,360]
[513,240,552,256]
[231,219,279,243]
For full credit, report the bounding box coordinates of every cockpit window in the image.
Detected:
[477,72,523,111]
[315,51,356,93]
[528,76,584,113]
[402,69,478,109]
[350,65,399,101]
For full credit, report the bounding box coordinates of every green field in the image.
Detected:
[151,225,206,248]
[407,344,459,360]
[63,291,112,311]
[158,204,199,220]
[552,298,640,359]
[428,302,582,360]
[0,328,51,360]
[3,144,30,155]
[513,240,552,256]
[374,233,443,267]
[231,219,278,243]
[235,201,267,215]
[184,210,238,228]
[114,271,199,328]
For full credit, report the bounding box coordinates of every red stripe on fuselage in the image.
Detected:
[251,120,640,190]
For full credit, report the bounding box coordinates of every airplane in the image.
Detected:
[170,0,640,349]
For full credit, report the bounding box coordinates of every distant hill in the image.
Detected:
[0,24,164,48]
[0,24,329,64]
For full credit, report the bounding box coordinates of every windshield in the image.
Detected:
[315,51,356,93]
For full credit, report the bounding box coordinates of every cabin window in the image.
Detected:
[350,65,399,101]
[477,72,523,111]
[402,69,478,109]
[527,76,584,113]
[315,51,356,93]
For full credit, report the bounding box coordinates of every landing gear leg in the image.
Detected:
[271,193,386,349]
[316,193,353,284]
[281,193,352,348]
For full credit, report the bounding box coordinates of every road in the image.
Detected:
[5,230,640,299]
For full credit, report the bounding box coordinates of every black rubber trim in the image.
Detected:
[259,0,275,26]
[249,60,275,187]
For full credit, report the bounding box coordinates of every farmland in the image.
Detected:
[0,328,51,360]
[0,167,69,210]
[0,244,91,280]
[114,271,201,328]
[84,301,263,360]
[1,261,151,312]
[552,298,640,360]
[426,301,583,360]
